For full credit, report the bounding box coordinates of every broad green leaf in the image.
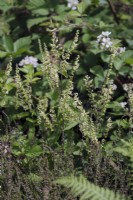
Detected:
[0,1,13,12]
[90,65,104,78]
[0,51,7,58]
[113,50,133,70]
[113,57,123,70]
[27,17,46,29]
[118,66,130,76]
[121,50,133,61]
[4,83,14,91]
[82,34,90,43]
[3,35,13,52]
[56,5,67,14]
[32,8,48,16]
[14,36,31,52]
[125,58,133,65]
[27,0,45,9]
[77,2,87,14]
[101,53,110,63]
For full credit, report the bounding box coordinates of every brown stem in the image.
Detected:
[107,0,120,24]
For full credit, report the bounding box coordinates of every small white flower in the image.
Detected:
[114,47,126,55]
[123,84,128,91]
[120,102,127,108]
[67,0,79,10]
[19,56,38,68]
[109,80,117,90]
[112,84,117,90]
[101,31,111,37]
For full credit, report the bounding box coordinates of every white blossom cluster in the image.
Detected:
[67,0,79,10]
[19,56,38,68]
[97,32,126,55]
[97,31,112,50]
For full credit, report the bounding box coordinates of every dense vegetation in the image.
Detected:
[0,0,133,199]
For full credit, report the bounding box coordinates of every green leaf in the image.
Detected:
[26,145,43,157]
[19,64,34,74]
[91,0,99,5]
[27,17,46,29]
[3,35,13,52]
[32,8,48,16]
[69,10,81,17]
[64,121,79,131]
[0,51,7,58]
[0,1,13,12]
[31,77,41,83]
[14,36,31,52]
[28,127,35,140]
[121,50,133,61]
[125,58,133,65]
[77,2,87,14]
[27,0,45,9]
[118,66,130,76]
[90,65,104,78]
[15,112,29,119]
[129,71,133,78]
[113,50,133,70]
[101,53,110,63]
[82,34,90,43]
[55,175,127,200]
[113,57,123,70]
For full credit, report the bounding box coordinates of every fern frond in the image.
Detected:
[55,175,128,200]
